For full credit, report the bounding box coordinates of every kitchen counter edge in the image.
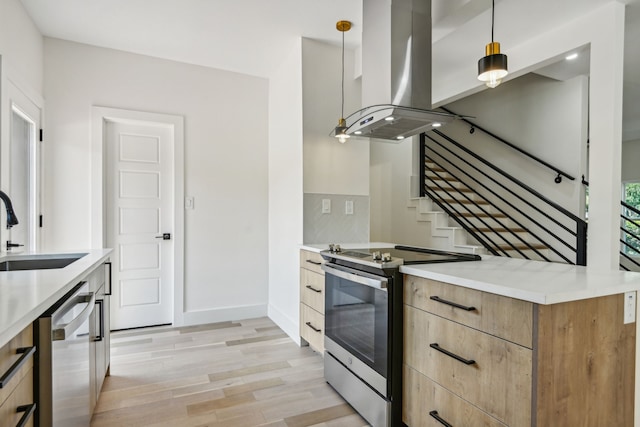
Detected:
[400,255,640,305]
[0,249,112,349]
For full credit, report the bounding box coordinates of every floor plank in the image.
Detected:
[91,317,368,427]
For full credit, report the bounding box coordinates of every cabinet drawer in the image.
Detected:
[300,269,325,314]
[404,275,533,348]
[300,304,324,353]
[404,305,532,427]
[403,365,507,427]
[0,367,35,427]
[0,325,34,407]
[300,250,324,275]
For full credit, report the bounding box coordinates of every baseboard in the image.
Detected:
[268,303,301,346]
[181,303,268,326]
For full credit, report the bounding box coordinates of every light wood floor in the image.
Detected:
[91,317,368,427]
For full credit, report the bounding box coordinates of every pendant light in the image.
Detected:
[334,20,351,143]
[477,0,508,88]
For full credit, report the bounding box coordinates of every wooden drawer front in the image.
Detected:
[403,365,507,427]
[404,275,533,348]
[300,304,324,352]
[300,250,324,275]
[0,325,34,407]
[0,367,35,427]
[300,269,325,314]
[404,306,532,426]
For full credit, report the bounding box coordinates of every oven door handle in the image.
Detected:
[321,264,388,290]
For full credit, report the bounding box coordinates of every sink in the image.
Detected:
[0,253,87,271]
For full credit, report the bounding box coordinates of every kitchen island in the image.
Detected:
[401,255,640,427]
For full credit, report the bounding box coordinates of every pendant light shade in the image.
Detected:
[478,1,507,88]
[334,20,351,143]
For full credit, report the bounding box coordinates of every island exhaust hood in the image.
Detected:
[334,0,458,142]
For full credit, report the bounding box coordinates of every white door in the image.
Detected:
[8,83,41,252]
[105,120,174,330]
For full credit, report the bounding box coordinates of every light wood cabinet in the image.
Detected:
[403,275,636,427]
[300,250,325,353]
[0,325,36,427]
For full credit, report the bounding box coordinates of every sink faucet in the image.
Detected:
[0,190,19,229]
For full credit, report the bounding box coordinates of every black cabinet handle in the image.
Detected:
[305,322,321,333]
[105,262,112,296]
[305,285,322,293]
[429,410,453,427]
[430,296,476,311]
[430,343,476,365]
[94,299,104,342]
[0,346,36,388]
[16,403,36,427]
[306,259,322,266]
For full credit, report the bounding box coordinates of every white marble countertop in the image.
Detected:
[0,249,112,348]
[300,242,395,253]
[400,255,640,305]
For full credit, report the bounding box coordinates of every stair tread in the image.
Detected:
[426,174,458,182]
[426,185,473,193]
[474,227,526,233]
[459,212,507,218]
[496,243,548,250]
[440,198,489,205]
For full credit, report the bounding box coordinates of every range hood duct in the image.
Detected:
[340,0,458,142]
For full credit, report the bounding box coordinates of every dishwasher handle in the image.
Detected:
[52,292,95,341]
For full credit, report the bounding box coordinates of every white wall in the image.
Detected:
[43,38,269,325]
[301,38,369,244]
[267,39,304,343]
[0,0,42,94]
[302,38,368,196]
[370,136,434,247]
[0,0,43,246]
[446,73,588,215]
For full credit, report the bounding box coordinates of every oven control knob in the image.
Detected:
[334,244,342,253]
[381,252,392,262]
[372,251,382,261]
[329,244,335,252]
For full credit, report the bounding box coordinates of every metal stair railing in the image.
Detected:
[620,201,640,271]
[420,130,588,265]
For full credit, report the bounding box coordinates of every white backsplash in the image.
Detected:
[304,194,370,244]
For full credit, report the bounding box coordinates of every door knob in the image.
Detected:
[155,233,171,240]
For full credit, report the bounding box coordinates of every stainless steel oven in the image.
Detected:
[321,245,480,427]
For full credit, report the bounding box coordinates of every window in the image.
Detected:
[622,182,640,256]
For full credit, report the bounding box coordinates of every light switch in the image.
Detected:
[185,196,194,209]
[322,199,331,214]
[345,200,354,215]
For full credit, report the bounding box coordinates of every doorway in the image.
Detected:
[92,107,185,330]
[7,81,42,252]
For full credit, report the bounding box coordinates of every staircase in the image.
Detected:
[416,117,588,265]
[409,161,555,261]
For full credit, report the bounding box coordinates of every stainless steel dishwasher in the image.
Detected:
[36,281,95,427]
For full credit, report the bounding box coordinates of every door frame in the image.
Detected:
[91,106,185,326]
[0,61,45,249]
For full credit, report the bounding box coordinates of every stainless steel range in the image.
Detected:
[320,245,480,427]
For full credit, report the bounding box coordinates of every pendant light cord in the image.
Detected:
[341,29,345,119]
[491,0,495,43]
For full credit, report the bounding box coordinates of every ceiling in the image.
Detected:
[18,0,640,140]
